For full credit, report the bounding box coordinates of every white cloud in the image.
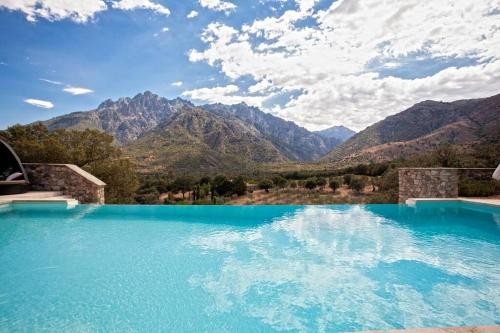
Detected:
[171,81,183,86]
[39,78,62,85]
[188,0,500,131]
[187,10,198,18]
[63,86,94,95]
[182,84,267,106]
[0,0,107,23]
[161,26,169,32]
[199,0,236,14]
[111,0,170,16]
[0,0,170,22]
[24,98,54,109]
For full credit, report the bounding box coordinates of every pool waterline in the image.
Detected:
[0,202,499,332]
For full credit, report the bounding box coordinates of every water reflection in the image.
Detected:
[188,205,500,332]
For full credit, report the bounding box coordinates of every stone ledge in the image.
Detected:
[23,163,106,204]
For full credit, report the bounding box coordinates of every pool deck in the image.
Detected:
[0,191,78,206]
[358,325,500,333]
[406,197,500,207]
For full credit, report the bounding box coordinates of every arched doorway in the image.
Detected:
[0,139,29,195]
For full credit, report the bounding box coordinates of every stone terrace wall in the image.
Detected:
[23,163,106,204]
[398,168,458,203]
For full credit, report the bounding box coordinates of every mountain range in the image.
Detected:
[42,91,351,173]
[40,91,499,173]
[322,92,500,164]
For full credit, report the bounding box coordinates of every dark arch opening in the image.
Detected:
[0,139,30,195]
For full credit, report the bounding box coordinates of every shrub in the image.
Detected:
[349,176,367,194]
[459,179,500,197]
[258,179,273,192]
[343,174,353,186]
[315,176,327,189]
[304,178,317,190]
[289,181,298,188]
[272,175,288,188]
[232,176,247,196]
[329,178,340,193]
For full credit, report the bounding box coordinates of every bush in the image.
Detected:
[349,176,367,194]
[232,176,247,196]
[304,178,317,190]
[343,174,353,186]
[289,181,298,188]
[258,179,273,192]
[329,178,340,193]
[459,179,500,197]
[272,175,288,188]
[315,176,327,188]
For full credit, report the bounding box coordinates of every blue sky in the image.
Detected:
[1,0,499,131]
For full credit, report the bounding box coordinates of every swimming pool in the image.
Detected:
[0,202,499,332]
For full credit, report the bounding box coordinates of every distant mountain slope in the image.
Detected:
[43,91,192,145]
[204,103,341,161]
[125,106,286,173]
[314,125,355,142]
[321,93,500,164]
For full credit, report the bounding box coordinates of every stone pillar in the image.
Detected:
[23,163,106,204]
[398,168,458,203]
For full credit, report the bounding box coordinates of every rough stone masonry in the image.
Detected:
[23,163,106,204]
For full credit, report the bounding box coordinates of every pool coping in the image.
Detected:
[356,325,500,333]
[406,197,500,208]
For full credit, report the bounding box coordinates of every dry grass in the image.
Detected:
[226,185,376,205]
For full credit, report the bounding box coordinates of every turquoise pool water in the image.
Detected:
[0,202,499,332]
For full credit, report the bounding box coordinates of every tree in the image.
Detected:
[258,179,273,193]
[343,174,353,186]
[232,176,247,196]
[329,178,340,193]
[315,176,327,189]
[212,175,233,196]
[170,176,193,199]
[0,123,138,203]
[349,176,367,194]
[272,175,288,188]
[304,178,317,190]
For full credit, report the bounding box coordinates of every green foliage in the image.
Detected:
[170,176,194,198]
[315,176,327,188]
[212,175,234,196]
[232,176,247,196]
[272,175,288,188]
[0,123,138,204]
[349,176,367,193]
[459,179,500,197]
[289,180,298,188]
[329,178,340,193]
[343,174,353,186]
[304,178,317,190]
[258,179,273,192]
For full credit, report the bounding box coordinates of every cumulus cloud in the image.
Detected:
[0,0,170,22]
[188,0,500,130]
[112,0,170,16]
[0,0,107,22]
[182,84,267,106]
[199,0,236,14]
[187,10,198,18]
[171,81,183,86]
[63,87,94,95]
[24,98,54,108]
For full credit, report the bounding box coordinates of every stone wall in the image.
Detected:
[398,168,458,203]
[23,163,106,204]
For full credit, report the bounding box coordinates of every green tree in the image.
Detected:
[232,176,247,196]
[315,176,327,189]
[329,178,340,193]
[343,174,353,186]
[258,179,273,193]
[0,123,138,203]
[272,175,288,188]
[212,175,233,196]
[170,176,193,199]
[349,176,367,194]
[304,178,317,190]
